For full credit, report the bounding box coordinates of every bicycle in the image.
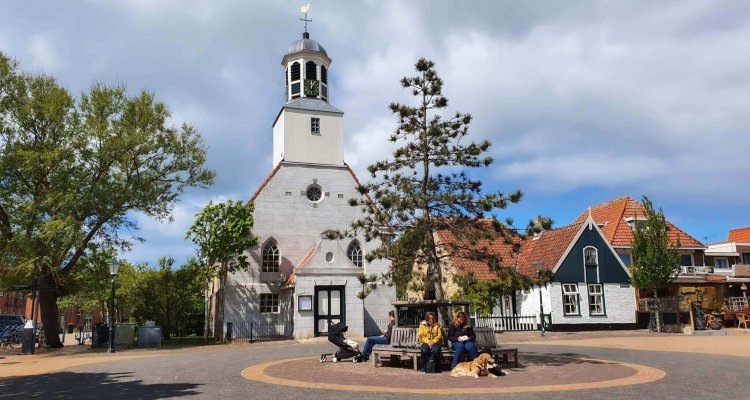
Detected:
[0,325,23,349]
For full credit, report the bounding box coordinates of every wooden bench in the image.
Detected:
[371,326,518,370]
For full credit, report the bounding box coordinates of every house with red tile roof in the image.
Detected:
[705,227,750,301]
[573,196,706,268]
[404,222,520,307]
[407,216,637,329]
[514,216,636,330]
[574,197,750,324]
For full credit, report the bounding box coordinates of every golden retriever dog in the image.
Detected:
[450,353,498,379]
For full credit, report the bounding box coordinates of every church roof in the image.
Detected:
[287,38,328,58]
[283,98,343,114]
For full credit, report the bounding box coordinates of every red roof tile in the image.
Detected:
[728,227,750,243]
[574,196,704,248]
[249,161,283,202]
[435,224,519,281]
[516,222,584,278]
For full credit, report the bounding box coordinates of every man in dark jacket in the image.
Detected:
[361,311,396,362]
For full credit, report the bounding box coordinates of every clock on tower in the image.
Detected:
[304,79,319,97]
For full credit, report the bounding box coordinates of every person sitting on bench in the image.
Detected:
[362,311,395,362]
[418,311,442,373]
[448,311,479,370]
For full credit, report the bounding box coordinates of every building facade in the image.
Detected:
[217,30,395,339]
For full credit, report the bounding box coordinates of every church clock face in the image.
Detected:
[304,79,319,97]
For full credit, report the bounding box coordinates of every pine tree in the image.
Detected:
[350,59,529,321]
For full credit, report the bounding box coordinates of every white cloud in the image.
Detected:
[27,34,61,72]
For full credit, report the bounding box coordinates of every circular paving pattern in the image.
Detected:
[241,353,666,394]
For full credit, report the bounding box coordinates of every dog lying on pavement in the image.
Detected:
[450,353,500,379]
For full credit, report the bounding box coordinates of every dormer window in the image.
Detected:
[625,217,647,230]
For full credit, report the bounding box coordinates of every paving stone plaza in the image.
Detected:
[2,332,749,399]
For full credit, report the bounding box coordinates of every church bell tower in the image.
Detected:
[272,20,344,168]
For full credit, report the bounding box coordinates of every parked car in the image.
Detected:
[0,315,25,327]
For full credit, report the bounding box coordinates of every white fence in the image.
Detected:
[472,314,550,332]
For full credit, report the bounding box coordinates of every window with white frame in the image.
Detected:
[562,283,580,315]
[714,258,729,269]
[311,117,320,134]
[260,293,279,313]
[584,247,598,266]
[262,241,280,272]
[619,253,632,266]
[347,241,363,268]
[588,284,605,315]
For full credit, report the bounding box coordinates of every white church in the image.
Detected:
[213,29,395,339]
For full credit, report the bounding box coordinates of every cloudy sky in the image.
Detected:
[2,1,748,265]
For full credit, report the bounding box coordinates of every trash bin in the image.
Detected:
[21,321,34,355]
[91,323,109,348]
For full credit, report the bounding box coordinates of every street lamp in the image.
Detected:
[108,260,120,354]
[537,269,545,337]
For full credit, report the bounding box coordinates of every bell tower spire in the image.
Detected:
[273,13,344,168]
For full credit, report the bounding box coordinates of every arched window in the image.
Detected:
[262,241,280,272]
[347,241,363,268]
[584,246,598,266]
[321,65,327,84]
[306,61,317,80]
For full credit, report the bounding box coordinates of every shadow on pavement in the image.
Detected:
[515,352,616,368]
[0,371,202,398]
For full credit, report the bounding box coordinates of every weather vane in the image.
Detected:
[300,4,311,33]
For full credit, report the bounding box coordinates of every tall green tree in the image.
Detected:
[629,196,681,332]
[129,257,205,339]
[349,59,528,321]
[185,200,258,340]
[0,51,215,347]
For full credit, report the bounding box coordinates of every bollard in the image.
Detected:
[21,320,35,355]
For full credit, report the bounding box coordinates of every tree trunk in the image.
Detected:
[39,288,63,348]
[203,281,211,344]
[653,291,662,333]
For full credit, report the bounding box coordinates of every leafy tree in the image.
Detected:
[58,251,139,325]
[129,257,205,339]
[349,59,530,322]
[629,196,681,332]
[185,200,258,340]
[0,51,215,347]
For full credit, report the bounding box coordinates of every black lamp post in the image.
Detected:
[107,260,120,354]
[537,270,545,337]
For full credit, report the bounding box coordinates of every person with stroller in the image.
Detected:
[361,311,396,362]
[418,311,442,373]
[448,311,478,370]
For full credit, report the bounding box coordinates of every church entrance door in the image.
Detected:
[314,286,345,336]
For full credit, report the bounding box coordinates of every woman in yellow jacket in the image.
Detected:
[418,311,442,373]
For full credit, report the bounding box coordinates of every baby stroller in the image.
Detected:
[319,322,362,363]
